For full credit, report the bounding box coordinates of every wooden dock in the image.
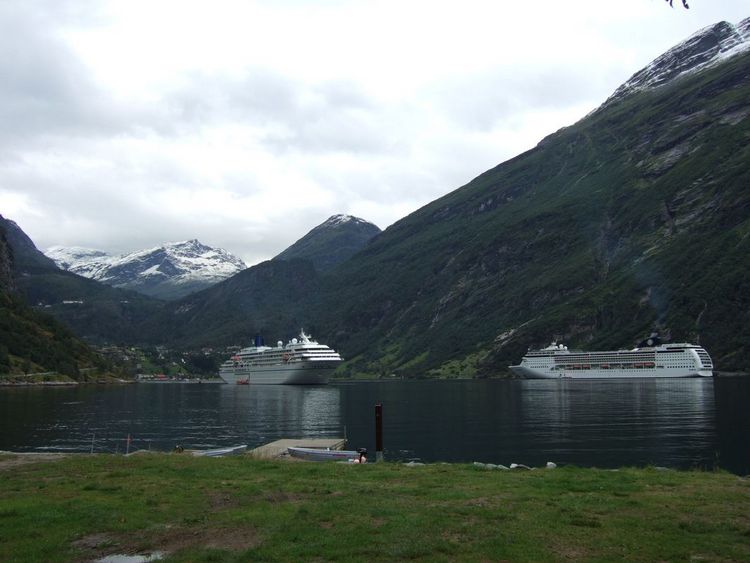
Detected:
[249,438,346,460]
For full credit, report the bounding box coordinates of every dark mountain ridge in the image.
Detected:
[273,214,381,272]
[0,215,58,275]
[606,17,750,106]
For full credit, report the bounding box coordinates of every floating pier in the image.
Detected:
[249,438,346,460]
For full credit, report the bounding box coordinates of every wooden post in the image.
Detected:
[375,403,384,462]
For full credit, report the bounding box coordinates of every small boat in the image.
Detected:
[191,444,248,457]
[287,446,367,462]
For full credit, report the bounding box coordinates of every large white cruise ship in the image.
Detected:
[219,330,342,385]
[510,337,713,379]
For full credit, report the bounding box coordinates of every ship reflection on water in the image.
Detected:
[219,384,343,446]
[515,378,716,470]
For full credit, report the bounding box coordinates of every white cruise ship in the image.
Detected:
[219,330,342,385]
[510,337,713,379]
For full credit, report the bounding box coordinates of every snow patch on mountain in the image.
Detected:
[605,17,750,106]
[323,214,370,227]
[46,246,110,271]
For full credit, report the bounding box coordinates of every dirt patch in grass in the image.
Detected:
[0,452,70,471]
[72,533,120,559]
[73,526,262,560]
[207,491,240,511]
[464,496,498,508]
[550,540,595,561]
[371,517,387,528]
[263,490,304,503]
[149,525,262,554]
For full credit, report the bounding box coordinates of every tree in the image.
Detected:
[0,344,9,374]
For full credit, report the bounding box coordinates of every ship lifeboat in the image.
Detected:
[601,364,610,369]
[581,364,590,369]
[644,362,655,368]
[634,363,643,368]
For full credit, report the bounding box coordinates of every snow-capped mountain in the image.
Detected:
[46,240,246,300]
[606,17,750,106]
[45,246,110,272]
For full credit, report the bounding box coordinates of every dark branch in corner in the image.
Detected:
[666,0,690,8]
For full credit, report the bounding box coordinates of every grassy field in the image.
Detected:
[1,453,748,562]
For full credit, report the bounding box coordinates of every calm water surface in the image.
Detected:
[1,378,748,473]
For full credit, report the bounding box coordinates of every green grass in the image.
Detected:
[1,454,748,561]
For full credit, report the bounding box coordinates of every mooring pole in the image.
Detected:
[375,403,384,462]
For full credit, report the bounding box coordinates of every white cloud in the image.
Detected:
[0,0,748,265]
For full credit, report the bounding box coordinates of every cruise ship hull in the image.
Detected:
[510,365,713,379]
[219,362,336,385]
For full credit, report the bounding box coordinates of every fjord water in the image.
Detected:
[1,378,748,474]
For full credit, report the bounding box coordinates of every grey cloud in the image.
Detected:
[0,3,165,157]
[1,7,97,138]
[166,70,395,155]
[0,2,397,160]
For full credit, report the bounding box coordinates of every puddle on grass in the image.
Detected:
[97,553,164,563]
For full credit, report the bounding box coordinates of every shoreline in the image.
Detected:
[2,449,747,476]
[2,371,748,387]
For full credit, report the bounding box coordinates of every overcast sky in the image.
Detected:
[1,1,747,265]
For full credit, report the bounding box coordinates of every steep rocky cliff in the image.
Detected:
[0,225,15,294]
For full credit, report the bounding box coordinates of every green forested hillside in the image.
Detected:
[0,226,112,379]
[0,292,111,378]
[315,50,750,376]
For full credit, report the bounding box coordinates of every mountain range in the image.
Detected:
[43,215,381,301]
[3,17,750,377]
[1,213,380,348]
[46,240,247,300]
